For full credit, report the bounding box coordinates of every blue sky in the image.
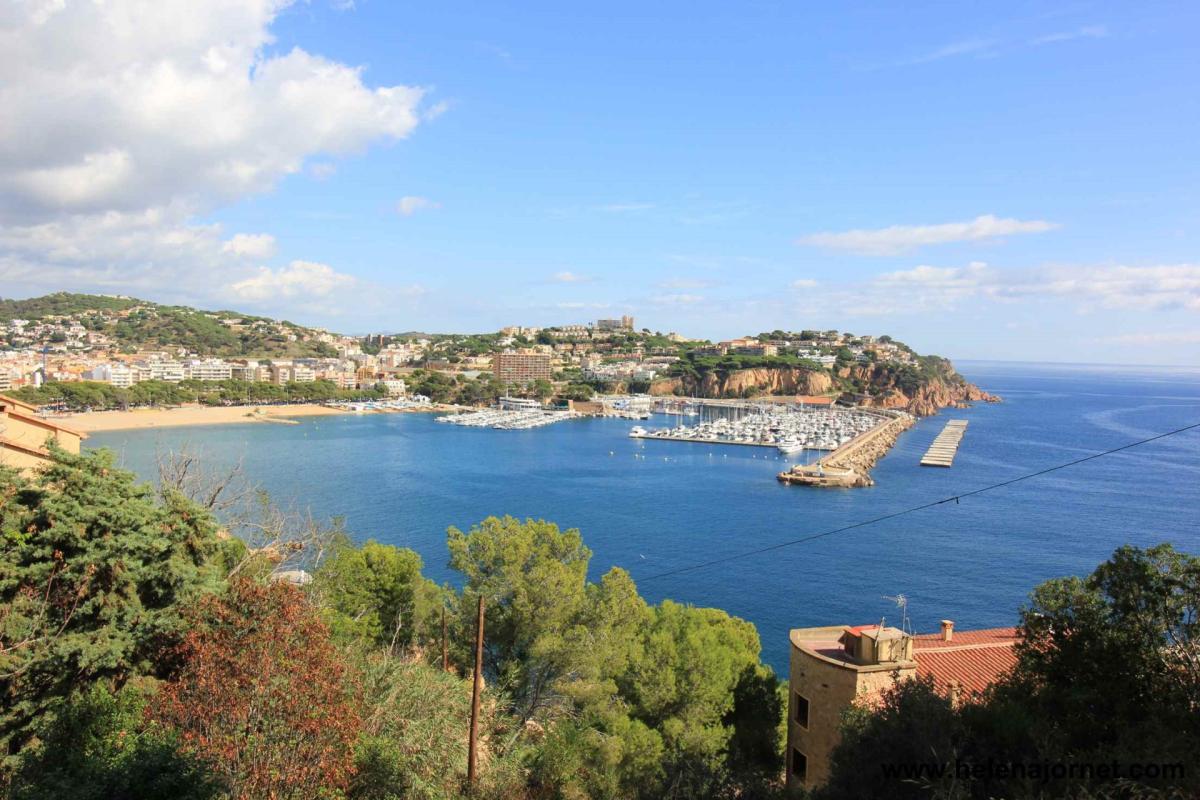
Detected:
[2,1,1198,363]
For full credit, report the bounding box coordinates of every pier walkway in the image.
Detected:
[920,419,968,467]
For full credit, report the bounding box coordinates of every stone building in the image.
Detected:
[786,620,1018,790]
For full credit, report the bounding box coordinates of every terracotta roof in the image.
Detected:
[844,624,880,637]
[913,627,1019,697]
[0,397,87,439]
[0,393,37,413]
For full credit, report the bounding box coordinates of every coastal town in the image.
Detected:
[1,293,998,489]
[2,293,925,402]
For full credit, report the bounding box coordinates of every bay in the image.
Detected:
[86,361,1200,674]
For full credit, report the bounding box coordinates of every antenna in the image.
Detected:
[882,594,912,635]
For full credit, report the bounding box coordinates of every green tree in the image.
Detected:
[818,676,961,800]
[0,449,222,768]
[315,536,447,650]
[8,681,220,800]
[446,517,786,799]
[1006,543,1200,784]
[447,516,591,720]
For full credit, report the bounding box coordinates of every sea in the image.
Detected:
[86,361,1200,675]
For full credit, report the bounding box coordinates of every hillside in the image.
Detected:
[0,292,337,358]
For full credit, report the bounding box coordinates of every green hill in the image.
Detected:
[0,292,337,358]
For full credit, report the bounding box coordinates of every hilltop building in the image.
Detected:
[596,315,635,331]
[786,620,1018,790]
[0,394,86,473]
[493,351,552,386]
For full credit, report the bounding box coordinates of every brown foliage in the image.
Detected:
[150,579,362,800]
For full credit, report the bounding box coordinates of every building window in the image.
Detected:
[794,693,810,728]
[791,748,808,784]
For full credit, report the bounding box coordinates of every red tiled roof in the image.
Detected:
[844,624,880,636]
[913,627,1019,697]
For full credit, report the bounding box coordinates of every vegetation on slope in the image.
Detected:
[0,292,336,358]
[0,449,787,799]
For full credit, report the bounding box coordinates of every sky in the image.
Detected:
[1,1,1198,364]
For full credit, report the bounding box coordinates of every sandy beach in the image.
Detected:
[61,404,350,433]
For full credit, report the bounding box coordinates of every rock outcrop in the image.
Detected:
[650,360,998,417]
[649,367,832,399]
[836,364,1000,417]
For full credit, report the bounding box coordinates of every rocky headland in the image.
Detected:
[650,360,998,418]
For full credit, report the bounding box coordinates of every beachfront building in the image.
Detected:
[0,394,86,473]
[146,360,186,382]
[493,351,552,386]
[186,359,233,382]
[85,363,136,387]
[786,621,1018,790]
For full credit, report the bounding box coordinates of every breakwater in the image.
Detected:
[777,412,915,488]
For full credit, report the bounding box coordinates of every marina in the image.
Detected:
[436,407,577,429]
[629,406,885,454]
[920,419,969,467]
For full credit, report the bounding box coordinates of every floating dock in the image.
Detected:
[920,419,968,467]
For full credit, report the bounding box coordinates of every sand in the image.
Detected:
[60,403,350,433]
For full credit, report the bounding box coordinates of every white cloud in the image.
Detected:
[221,233,277,259]
[1031,26,1108,46]
[556,301,611,310]
[0,0,433,306]
[599,202,655,212]
[791,278,819,289]
[658,277,715,290]
[652,293,705,306]
[898,38,998,66]
[397,195,440,216]
[1103,331,1200,346]
[789,262,1200,317]
[229,260,356,301]
[551,271,591,283]
[798,214,1059,256]
[308,162,337,180]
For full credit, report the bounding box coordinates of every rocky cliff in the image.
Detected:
[650,360,998,416]
[835,363,1000,416]
[649,367,833,399]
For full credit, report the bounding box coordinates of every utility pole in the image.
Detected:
[467,595,484,788]
[441,605,449,672]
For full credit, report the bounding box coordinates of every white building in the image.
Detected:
[382,379,407,397]
[146,361,186,382]
[186,359,233,382]
[86,363,137,388]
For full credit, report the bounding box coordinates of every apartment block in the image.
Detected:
[493,351,552,385]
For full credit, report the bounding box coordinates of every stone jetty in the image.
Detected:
[777,412,915,488]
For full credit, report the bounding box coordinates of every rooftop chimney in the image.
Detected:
[940,620,954,642]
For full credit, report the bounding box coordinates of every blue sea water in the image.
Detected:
[86,361,1200,675]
